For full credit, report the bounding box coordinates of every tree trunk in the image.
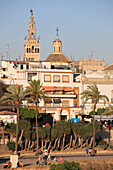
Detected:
[18,129,24,145]
[2,127,5,145]
[10,134,13,142]
[86,138,88,147]
[28,140,31,150]
[93,102,96,152]
[48,141,52,151]
[30,140,35,149]
[58,138,61,148]
[80,138,83,148]
[41,139,44,150]
[73,133,78,148]
[25,139,28,149]
[62,134,66,150]
[36,104,39,152]
[15,106,19,154]
[53,138,58,150]
[69,135,73,148]
[45,140,49,149]
[89,137,93,148]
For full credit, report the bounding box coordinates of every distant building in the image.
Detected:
[70,54,105,73]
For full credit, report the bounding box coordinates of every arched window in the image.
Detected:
[29,48,31,53]
[38,48,39,53]
[32,46,34,53]
[35,48,37,53]
[31,33,34,39]
[27,48,28,53]
[59,46,60,52]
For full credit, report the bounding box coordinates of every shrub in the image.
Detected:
[7,141,15,151]
[98,140,107,145]
[49,161,82,170]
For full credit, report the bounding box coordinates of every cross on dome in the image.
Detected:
[56,27,59,36]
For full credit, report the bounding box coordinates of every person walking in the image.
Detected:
[86,147,89,156]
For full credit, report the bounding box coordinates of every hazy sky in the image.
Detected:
[0,0,113,65]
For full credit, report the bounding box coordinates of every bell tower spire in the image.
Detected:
[28,9,36,42]
[23,9,40,62]
[53,27,62,54]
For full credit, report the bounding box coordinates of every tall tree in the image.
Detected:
[0,85,26,154]
[26,80,48,152]
[81,83,109,152]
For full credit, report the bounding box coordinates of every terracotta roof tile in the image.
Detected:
[46,54,69,62]
[104,64,113,70]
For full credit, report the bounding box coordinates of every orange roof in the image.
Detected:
[104,64,113,71]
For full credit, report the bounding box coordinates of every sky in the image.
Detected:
[0,0,113,66]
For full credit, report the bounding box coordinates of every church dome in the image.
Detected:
[53,37,62,43]
[46,53,69,62]
[45,27,69,62]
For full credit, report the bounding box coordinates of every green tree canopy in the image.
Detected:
[20,108,41,120]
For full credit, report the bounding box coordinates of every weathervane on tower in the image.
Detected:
[30,9,33,15]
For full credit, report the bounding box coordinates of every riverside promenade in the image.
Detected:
[1,149,113,169]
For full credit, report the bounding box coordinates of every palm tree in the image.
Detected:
[81,83,109,152]
[26,80,48,152]
[0,85,26,154]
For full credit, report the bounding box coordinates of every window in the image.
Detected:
[59,46,60,52]
[44,75,51,82]
[56,46,58,52]
[62,75,69,82]
[26,65,29,70]
[53,75,60,82]
[31,33,34,39]
[62,101,69,107]
[27,48,28,53]
[20,65,23,69]
[32,46,34,53]
[75,101,78,106]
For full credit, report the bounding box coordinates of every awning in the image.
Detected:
[42,86,73,92]
[45,98,52,103]
[53,98,61,103]
[42,86,63,91]
[63,87,73,91]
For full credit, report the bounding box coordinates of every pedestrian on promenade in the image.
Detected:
[86,147,89,156]
[88,149,91,156]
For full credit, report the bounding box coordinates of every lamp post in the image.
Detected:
[7,44,10,61]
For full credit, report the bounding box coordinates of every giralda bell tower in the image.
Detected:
[23,9,40,62]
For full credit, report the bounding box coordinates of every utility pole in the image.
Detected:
[7,44,10,61]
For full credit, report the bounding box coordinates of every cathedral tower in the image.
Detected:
[23,10,40,61]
